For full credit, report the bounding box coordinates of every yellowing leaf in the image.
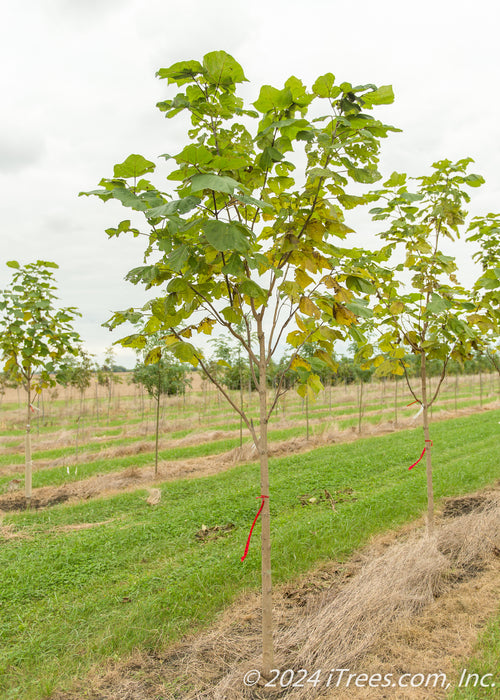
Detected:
[334,286,352,303]
[333,304,356,326]
[296,383,315,401]
[389,300,405,315]
[290,356,311,371]
[320,275,336,289]
[307,373,323,394]
[145,347,162,365]
[299,296,320,318]
[197,318,216,335]
[314,349,338,371]
[295,313,308,332]
[305,221,324,242]
[287,330,307,348]
[295,268,314,289]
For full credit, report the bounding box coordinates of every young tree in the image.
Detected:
[0,369,17,411]
[132,353,190,474]
[0,261,81,506]
[364,158,494,533]
[59,348,95,416]
[467,213,500,377]
[97,346,122,421]
[81,50,397,672]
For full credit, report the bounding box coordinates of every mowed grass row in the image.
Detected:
[1,386,495,488]
[0,392,489,492]
[0,410,498,699]
[1,370,497,439]
[0,423,326,491]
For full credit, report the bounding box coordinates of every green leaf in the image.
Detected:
[6,260,20,269]
[345,276,375,294]
[202,51,247,86]
[202,221,250,253]
[234,193,274,213]
[347,165,381,184]
[156,60,203,85]
[171,341,199,365]
[337,194,367,209]
[222,254,245,277]
[345,300,373,319]
[167,245,189,272]
[447,316,475,339]
[113,154,156,179]
[349,325,366,344]
[361,85,395,107]
[238,279,266,299]
[464,173,485,188]
[221,306,242,324]
[383,172,407,188]
[190,173,244,195]
[146,196,201,218]
[426,293,452,314]
[253,85,281,113]
[312,73,336,98]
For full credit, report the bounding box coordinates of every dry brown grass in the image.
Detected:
[52,487,500,700]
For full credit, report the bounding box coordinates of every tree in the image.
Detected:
[81,50,397,673]
[467,213,500,377]
[97,346,122,421]
[132,353,190,474]
[0,261,81,506]
[364,158,494,533]
[58,348,95,415]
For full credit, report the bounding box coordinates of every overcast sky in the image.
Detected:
[1,0,498,367]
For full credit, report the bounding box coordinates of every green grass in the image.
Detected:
[0,409,498,699]
[0,424,331,491]
[449,609,500,698]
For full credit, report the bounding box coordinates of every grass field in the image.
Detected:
[0,404,498,699]
[450,611,500,699]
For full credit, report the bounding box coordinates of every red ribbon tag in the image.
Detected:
[408,440,433,470]
[241,495,269,562]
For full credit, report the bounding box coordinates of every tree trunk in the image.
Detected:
[420,353,434,536]
[394,377,398,426]
[357,379,364,434]
[95,380,99,424]
[305,395,309,441]
[239,363,244,448]
[25,377,32,508]
[155,392,160,477]
[258,331,273,676]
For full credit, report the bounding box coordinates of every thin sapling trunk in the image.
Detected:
[420,352,435,535]
[258,327,273,676]
[25,376,32,508]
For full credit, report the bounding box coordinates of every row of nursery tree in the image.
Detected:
[1,50,499,675]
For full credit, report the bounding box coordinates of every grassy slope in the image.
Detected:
[0,410,498,699]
